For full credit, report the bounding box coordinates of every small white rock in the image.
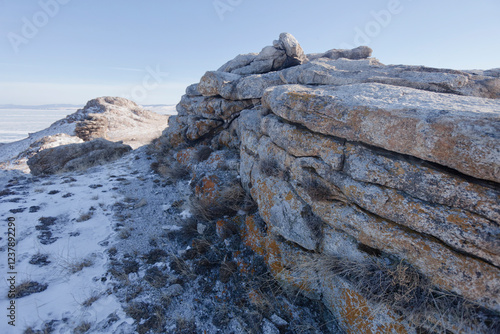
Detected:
[197,223,207,235]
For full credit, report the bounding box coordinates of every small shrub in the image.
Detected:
[169,255,192,278]
[176,218,200,240]
[107,247,118,257]
[125,302,149,321]
[76,211,93,222]
[15,281,48,298]
[143,249,168,264]
[137,305,165,334]
[82,294,100,307]
[144,267,168,288]
[259,158,281,177]
[301,176,346,202]
[73,321,92,334]
[29,253,51,266]
[70,258,93,273]
[119,228,132,239]
[219,260,238,283]
[157,161,191,180]
[194,145,213,162]
[189,181,247,221]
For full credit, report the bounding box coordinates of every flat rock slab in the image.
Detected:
[263,83,500,183]
[27,138,132,175]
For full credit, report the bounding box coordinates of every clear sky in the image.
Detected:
[0,0,499,105]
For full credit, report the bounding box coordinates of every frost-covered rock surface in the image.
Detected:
[160,33,500,333]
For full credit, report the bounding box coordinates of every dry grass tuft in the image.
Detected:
[294,253,500,333]
[69,258,93,274]
[181,217,201,237]
[76,211,93,222]
[259,158,281,177]
[189,181,248,221]
[15,281,48,298]
[156,161,191,180]
[301,176,347,202]
[82,294,100,308]
[118,227,133,239]
[73,321,92,333]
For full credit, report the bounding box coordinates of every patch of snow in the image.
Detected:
[179,209,192,219]
[0,155,134,333]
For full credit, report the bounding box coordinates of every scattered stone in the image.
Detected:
[270,314,288,328]
[9,207,26,213]
[197,223,207,235]
[29,205,41,213]
[29,254,51,266]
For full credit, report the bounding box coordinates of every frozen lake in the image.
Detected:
[0,108,78,143]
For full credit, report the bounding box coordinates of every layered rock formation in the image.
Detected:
[158,33,500,333]
[68,97,170,148]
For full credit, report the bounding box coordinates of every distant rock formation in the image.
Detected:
[0,97,168,173]
[67,96,169,148]
[27,138,132,175]
[157,33,500,333]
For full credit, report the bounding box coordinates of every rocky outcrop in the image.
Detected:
[158,33,500,333]
[70,97,170,148]
[218,33,307,75]
[27,138,132,175]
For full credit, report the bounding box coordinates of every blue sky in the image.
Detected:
[0,0,499,105]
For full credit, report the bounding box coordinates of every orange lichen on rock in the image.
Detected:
[175,147,196,165]
[194,174,220,201]
[320,279,410,334]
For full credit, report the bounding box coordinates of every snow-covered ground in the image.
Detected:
[0,152,140,333]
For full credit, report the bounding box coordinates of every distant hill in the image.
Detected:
[0,104,83,110]
[0,103,177,114]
